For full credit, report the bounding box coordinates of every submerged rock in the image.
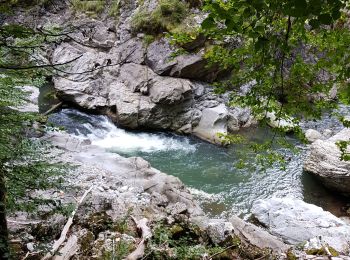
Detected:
[251,197,350,254]
[304,128,350,196]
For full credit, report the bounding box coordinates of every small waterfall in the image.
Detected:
[48,109,196,154]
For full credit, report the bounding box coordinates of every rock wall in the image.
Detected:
[10,0,254,144]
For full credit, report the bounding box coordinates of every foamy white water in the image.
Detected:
[50,109,196,153]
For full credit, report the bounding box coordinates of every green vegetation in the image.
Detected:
[199,0,349,122]
[71,0,121,18]
[131,0,189,35]
[71,0,106,16]
[0,21,70,259]
[169,0,350,167]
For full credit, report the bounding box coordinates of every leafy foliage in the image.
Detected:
[171,0,350,165]
[0,14,68,258]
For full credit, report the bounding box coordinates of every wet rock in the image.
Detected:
[251,197,350,253]
[42,131,204,220]
[304,128,350,196]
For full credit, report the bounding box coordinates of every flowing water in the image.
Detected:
[46,107,350,218]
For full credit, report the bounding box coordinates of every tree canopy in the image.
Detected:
[200,0,349,120]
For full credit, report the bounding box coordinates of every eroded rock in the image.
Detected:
[251,197,350,254]
[304,128,350,196]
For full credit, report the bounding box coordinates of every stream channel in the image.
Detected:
[40,89,350,219]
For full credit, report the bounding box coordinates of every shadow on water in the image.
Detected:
[302,171,350,218]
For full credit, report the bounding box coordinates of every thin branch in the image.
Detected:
[0,54,83,70]
[41,186,94,260]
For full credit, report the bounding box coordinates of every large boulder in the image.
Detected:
[303,128,350,196]
[51,41,253,144]
[146,39,222,82]
[193,104,228,144]
[251,197,350,254]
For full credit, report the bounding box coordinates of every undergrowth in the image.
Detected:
[131,0,189,35]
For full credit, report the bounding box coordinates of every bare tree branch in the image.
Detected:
[0,54,83,70]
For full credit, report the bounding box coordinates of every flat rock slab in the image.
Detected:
[251,197,350,254]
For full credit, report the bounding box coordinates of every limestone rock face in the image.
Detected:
[51,39,254,143]
[303,128,350,195]
[251,197,350,253]
[41,131,204,218]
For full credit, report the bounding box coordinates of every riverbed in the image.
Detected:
[46,107,350,219]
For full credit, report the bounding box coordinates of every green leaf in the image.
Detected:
[318,13,333,25]
[201,16,216,30]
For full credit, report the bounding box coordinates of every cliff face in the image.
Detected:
[5,0,254,144]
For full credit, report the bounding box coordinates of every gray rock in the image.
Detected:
[206,219,234,244]
[266,111,296,131]
[304,128,350,196]
[305,129,324,143]
[251,197,350,253]
[50,18,252,144]
[42,131,204,220]
[118,63,155,93]
[146,38,177,75]
[146,38,222,82]
[149,77,193,105]
[193,104,228,144]
[26,242,35,252]
[229,215,289,253]
[169,53,220,83]
[111,37,145,64]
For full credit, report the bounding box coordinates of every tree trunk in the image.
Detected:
[0,167,9,259]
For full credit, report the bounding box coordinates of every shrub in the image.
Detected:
[71,0,106,15]
[131,0,189,35]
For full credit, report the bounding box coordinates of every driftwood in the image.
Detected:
[126,218,152,260]
[42,186,93,260]
[42,102,63,116]
[52,235,79,260]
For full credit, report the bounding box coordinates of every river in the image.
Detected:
[46,107,350,219]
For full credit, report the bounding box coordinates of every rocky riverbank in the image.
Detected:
[9,85,350,259]
[6,0,350,259]
[5,0,256,145]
